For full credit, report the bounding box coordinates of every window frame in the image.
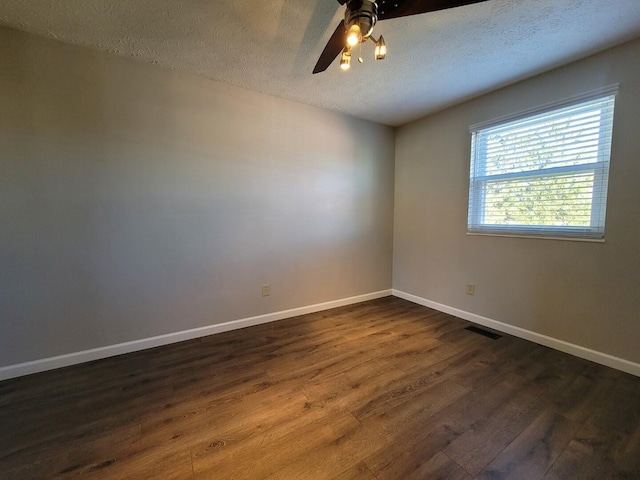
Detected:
[467,85,618,242]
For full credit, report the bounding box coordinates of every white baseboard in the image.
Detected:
[392,289,640,377]
[0,289,392,381]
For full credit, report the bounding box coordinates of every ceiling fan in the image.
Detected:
[313,0,490,73]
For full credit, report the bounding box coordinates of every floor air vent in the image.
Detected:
[465,325,502,340]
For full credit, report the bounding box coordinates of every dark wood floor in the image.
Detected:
[1,296,639,480]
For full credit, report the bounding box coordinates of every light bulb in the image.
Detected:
[340,49,351,70]
[347,25,362,48]
[374,35,387,60]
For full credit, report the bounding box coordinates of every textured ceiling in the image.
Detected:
[1,0,640,126]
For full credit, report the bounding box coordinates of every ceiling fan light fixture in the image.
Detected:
[374,35,387,60]
[340,49,352,70]
[345,0,378,41]
[313,0,492,74]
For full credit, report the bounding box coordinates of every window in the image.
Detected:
[467,87,617,240]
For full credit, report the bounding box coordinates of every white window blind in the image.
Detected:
[468,90,616,240]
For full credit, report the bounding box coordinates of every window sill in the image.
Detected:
[466,232,606,243]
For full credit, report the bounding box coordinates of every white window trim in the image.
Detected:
[468,84,619,133]
[467,85,618,242]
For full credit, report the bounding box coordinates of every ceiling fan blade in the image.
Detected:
[378,0,489,21]
[313,20,347,74]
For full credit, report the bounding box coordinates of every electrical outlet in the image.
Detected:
[466,283,475,296]
[262,284,271,297]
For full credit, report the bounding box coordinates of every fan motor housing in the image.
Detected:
[345,0,378,39]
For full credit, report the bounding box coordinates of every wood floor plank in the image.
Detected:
[443,348,595,477]
[139,382,308,452]
[543,373,640,480]
[589,372,640,437]
[443,399,529,476]
[261,413,382,480]
[332,461,380,480]
[542,422,626,480]
[404,452,472,480]
[475,408,581,480]
[299,358,409,414]
[191,407,361,479]
[551,362,618,423]
[362,372,529,480]
[0,422,142,480]
[365,422,458,480]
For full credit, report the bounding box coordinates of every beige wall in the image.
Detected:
[0,27,395,367]
[394,38,640,364]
